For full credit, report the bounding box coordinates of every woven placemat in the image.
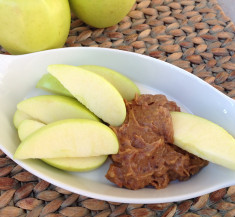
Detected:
[1,0,235,216]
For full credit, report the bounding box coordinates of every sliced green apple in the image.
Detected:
[17,119,107,172]
[37,65,140,101]
[18,119,45,141]
[14,119,119,159]
[36,73,73,97]
[79,65,140,101]
[42,156,108,172]
[17,95,99,124]
[48,64,126,126]
[13,110,33,128]
[171,111,235,170]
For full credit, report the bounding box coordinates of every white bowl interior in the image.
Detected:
[0,47,235,203]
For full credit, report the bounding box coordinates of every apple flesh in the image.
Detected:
[48,65,126,126]
[80,65,140,101]
[17,95,99,124]
[14,119,119,159]
[36,74,73,97]
[0,0,71,54]
[18,119,45,141]
[17,120,107,171]
[171,112,235,170]
[69,0,136,28]
[13,110,33,128]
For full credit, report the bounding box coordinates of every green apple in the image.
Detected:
[17,95,99,124]
[0,0,71,54]
[48,65,126,126]
[36,74,73,97]
[14,119,119,159]
[18,119,45,141]
[13,110,33,128]
[17,119,107,172]
[37,65,140,101]
[42,156,108,172]
[80,65,140,101]
[171,112,235,170]
[69,0,136,28]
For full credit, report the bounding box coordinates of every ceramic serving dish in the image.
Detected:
[0,47,234,203]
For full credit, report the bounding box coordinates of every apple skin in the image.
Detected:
[171,112,235,170]
[69,0,136,28]
[42,156,108,172]
[36,74,73,97]
[0,0,71,54]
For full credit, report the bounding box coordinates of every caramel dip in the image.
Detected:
[106,94,208,190]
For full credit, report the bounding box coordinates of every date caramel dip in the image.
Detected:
[106,94,208,190]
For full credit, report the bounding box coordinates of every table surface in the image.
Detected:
[0,0,235,216]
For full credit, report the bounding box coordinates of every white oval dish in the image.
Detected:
[0,47,234,204]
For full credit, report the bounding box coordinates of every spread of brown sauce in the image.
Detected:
[106,94,208,190]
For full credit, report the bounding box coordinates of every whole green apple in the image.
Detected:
[0,0,71,54]
[69,0,136,28]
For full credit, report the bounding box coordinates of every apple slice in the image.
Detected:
[13,110,33,128]
[17,120,107,171]
[14,119,119,159]
[18,119,45,141]
[37,66,140,101]
[42,156,108,172]
[48,64,126,126]
[171,111,235,170]
[36,73,73,97]
[79,65,140,101]
[17,95,99,124]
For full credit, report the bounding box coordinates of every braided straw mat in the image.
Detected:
[1,0,235,216]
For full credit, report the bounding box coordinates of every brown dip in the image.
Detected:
[106,94,208,190]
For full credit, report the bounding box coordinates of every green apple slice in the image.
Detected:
[171,111,235,170]
[17,95,99,124]
[13,110,33,128]
[18,119,45,141]
[17,120,107,172]
[42,156,108,172]
[14,119,119,159]
[79,65,140,101]
[48,64,126,126]
[36,73,73,97]
[36,66,140,101]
